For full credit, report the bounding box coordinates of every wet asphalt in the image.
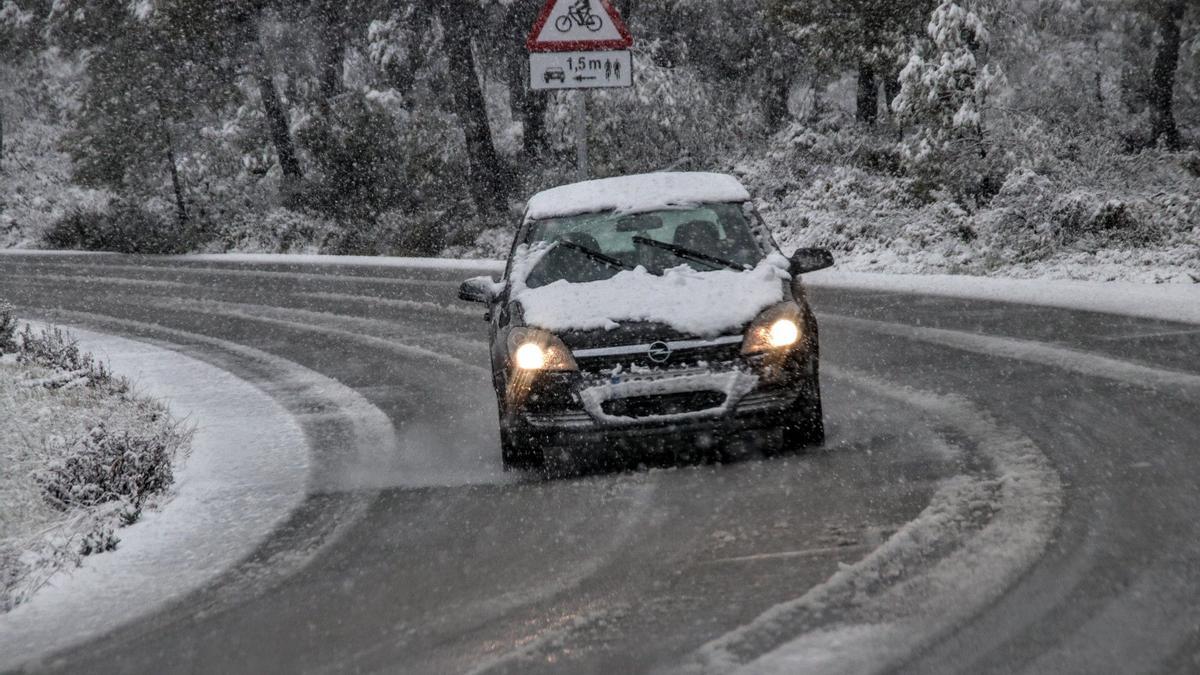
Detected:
[1,253,1198,674]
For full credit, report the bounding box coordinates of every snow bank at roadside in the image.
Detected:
[808,270,1200,326]
[0,326,311,670]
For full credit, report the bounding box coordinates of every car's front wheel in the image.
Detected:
[779,375,825,452]
[501,428,543,471]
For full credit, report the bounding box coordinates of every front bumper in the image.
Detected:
[504,359,812,448]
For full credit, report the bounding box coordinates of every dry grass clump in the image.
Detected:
[0,307,189,612]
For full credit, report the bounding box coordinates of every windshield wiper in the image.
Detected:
[556,239,637,272]
[631,236,748,271]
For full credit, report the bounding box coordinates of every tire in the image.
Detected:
[780,376,825,452]
[501,428,543,471]
[555,16,573,33]
[585,15,602,31]
[541,445,577,479]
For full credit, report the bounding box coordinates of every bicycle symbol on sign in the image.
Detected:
[556,0,603,33]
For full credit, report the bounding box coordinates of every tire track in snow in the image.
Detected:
[9,259,463,289]
[8,274,485,320]
[294,291,482,318]
[138,296,491,378]
[681,366,1063,675]
[824,314,1200,394]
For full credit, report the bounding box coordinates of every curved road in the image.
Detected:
[2,253,1198,674]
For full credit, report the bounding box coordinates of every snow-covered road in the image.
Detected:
[2,252,1198,674]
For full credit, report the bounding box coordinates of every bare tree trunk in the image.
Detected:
[438,1,513,216]
[505,4,547,158]
[316,0,345,104]
[256,70,303,182]
[1149,0,1185,150]
[614,0,637,23]
[884,71,901,116]
[857,62,878,125]
[155,103,188,226]
[763,75,791,130]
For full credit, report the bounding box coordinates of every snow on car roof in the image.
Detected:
[525,172,752,221]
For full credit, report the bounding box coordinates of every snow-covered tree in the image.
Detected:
[892,1,1004,196]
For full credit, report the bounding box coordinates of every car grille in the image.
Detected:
[600,391,727,418]
[575,343,742,373]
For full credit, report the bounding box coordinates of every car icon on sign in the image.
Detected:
[544,68,566,84]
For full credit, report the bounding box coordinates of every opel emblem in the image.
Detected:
[647,341,672,363]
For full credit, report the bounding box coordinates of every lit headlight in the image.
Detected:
[742,302,805,354]
[514,343,547,370]
[507,328,578,371]
[767,318,800,348]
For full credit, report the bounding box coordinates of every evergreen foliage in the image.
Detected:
[0,0,1196,256]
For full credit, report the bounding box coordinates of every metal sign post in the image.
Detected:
[526,0,634,182]
[576,92,588,181]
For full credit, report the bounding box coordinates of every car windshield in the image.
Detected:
[520,203,764,288]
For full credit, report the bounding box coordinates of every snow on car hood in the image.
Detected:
[513,254,790,337]
[525,172,751,220]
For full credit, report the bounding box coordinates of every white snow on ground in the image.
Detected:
[0,325,311,670]
[808,270,1200,326]
[689,367,1063,674]
[525,172,751,220]
[515,258,788,335]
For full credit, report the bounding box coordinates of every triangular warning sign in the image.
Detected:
[526,0,634,52]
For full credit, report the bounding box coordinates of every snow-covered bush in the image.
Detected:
[323,208,449,257]
[34,422,175,511]
[2,321,189,610]
[210,208,337,254]
[15,324,123,393]
[41,200,203,254]
[0,300,16,355]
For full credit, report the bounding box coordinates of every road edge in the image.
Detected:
[0,324,313,671]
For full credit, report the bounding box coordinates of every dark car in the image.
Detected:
[543,67,566,84]
[458,172,833,472]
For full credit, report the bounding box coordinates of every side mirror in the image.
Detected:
[788,248,834,276]
[458,276,498,304]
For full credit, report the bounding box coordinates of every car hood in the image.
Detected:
[511,255,791,339]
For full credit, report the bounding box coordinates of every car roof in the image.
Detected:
[525,171,751,221]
